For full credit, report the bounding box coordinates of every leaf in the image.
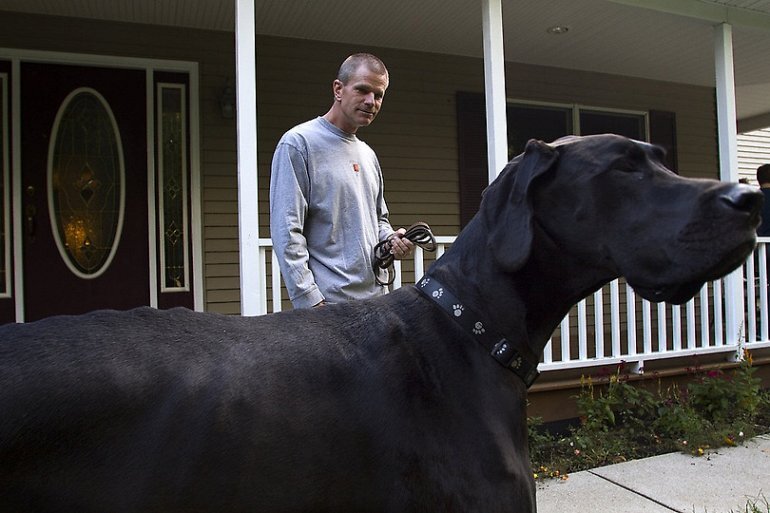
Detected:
[605,404,616,426]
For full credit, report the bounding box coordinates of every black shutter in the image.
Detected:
[649,110,678,173]
[456,92,488,227]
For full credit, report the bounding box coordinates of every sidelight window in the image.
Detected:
[157,83,189,292]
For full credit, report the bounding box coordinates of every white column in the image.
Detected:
[714,22,745,351]
[235,0,263,316]
[482,0,509,183]
[715,23,740,183]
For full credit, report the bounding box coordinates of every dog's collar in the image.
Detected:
[415,274,540,388]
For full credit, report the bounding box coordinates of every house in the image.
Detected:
[1,0,769,422]
[739,127,770,183]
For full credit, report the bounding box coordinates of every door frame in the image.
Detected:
[2,48,203,321]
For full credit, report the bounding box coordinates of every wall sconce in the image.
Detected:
[219,82,236,119]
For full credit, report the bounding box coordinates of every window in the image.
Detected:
[507,103,572,159]
[579,109,645,139]
[507,102,647,153]
[48,88,125,279]
[156,82,189,292]
[456,93,676,226]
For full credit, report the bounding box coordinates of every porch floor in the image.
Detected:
[537,434,770,512]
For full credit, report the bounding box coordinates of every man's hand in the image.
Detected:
[389,228,415,259]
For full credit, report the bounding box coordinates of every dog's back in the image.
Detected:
[1,306,376,511]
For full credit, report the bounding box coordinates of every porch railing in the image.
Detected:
[257,237,770,374]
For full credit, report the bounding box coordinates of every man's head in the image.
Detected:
[758,164,770,187]
[325,53,389,134]
[337,53,388,85]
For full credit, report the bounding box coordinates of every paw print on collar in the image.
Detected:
[453,304,464,317]
[473,321,485,335]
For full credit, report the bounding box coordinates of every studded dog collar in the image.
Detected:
[415,274,540,388]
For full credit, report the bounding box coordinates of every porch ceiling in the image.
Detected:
[2,0,770,127]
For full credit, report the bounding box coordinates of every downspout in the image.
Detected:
[714,22,746,355]
[482,0,509,182]
[235,0,264,316]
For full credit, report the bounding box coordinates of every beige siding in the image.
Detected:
[738,127,770,184]
[0,13,720,314]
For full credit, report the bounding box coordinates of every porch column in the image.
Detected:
[714,22,745,351]
[482,0,509,182]
[235,0,264,316]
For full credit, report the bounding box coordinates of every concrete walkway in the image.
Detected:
[537,434,770,513]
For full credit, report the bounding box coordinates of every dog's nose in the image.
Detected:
[720,184,763,214]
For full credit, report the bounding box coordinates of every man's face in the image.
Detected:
[333,65,388,133]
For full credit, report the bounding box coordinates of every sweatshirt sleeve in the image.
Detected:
[375,159,396,242]
[269,140,325,308]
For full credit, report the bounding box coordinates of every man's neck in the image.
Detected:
[322,109,358,135]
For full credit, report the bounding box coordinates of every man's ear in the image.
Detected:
[481,139,558,272]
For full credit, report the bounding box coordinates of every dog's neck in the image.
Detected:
[414,273,540,387]
[429,218,617,358]
[517,224,617,348]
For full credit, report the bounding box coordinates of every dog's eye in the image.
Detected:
[613,160,639,173]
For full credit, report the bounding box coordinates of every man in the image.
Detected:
[269,53,414,308]
[757,164,770,236]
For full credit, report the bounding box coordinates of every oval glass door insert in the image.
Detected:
[48,88,125,279]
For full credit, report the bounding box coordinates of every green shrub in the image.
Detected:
[687,361,760,424]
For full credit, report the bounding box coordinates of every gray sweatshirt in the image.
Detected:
[269,117,395,308]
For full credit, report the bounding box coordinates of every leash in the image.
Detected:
[415,274,540,388]
[373,222,437,286]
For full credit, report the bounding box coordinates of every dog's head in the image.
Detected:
[481,134,762,304]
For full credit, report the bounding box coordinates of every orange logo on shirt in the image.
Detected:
[352,163,360,173]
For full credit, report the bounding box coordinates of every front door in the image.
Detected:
[20,63,149,321]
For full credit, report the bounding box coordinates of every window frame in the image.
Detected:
[155,81,190,293]
[507,97,650,141]
[456,92,672,228]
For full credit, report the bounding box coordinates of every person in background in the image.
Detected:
[269,53,413,309]
[757,164,770,237]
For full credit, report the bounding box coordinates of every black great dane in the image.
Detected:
[0,134,762,512]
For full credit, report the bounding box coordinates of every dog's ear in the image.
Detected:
[481,139,558,272]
